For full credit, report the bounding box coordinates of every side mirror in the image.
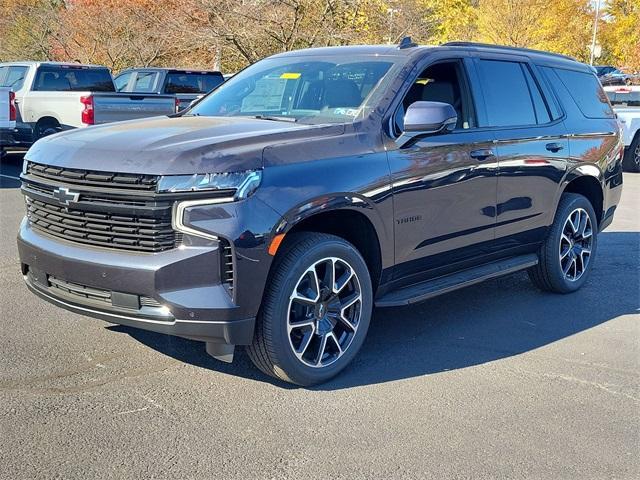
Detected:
[404,101,457,134]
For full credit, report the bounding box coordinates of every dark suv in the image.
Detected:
[18,41,624,385]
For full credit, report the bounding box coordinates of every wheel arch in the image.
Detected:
[272,206,385,293]
[559,168,604,227]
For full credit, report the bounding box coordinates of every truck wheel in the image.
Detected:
[35,121,61,141]
[247,232,373,386]
[623,136,640,173]
[528,193,598,293]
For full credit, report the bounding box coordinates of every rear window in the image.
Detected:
[164,72,224,94]
[33,66,114,92]
[606,90,640,107]
[0,66,28,90]
[132,72,159,93]
[550,68,614,119]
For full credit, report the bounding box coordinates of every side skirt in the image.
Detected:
[375,254,538,308]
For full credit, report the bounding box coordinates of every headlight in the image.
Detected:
[157,170,262,200]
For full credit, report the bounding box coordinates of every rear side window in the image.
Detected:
[0,66,28,90]
[551,68,614,118]
[477,59,551,127]
[34,66,115,92]
[164,72,224,94]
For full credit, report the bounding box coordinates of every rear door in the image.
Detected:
[472,54,569,249]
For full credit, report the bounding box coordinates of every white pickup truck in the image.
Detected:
[605,85,640,172]
[0,62,177,148]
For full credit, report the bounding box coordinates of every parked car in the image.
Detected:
[0,62,178,148]
[595,65,638,86]
[605,85,640,172]
[114,68,225,111]
[0,86,17,153]
[17,40,624,385]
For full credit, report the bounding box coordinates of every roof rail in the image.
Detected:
[398,36,418,50]
[442,42,577,61]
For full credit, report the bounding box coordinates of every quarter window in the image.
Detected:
[551,67,615,119]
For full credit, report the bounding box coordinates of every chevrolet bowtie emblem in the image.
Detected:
[52,187,80,206]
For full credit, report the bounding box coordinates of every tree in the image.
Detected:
[0,0,63,61]
[599,0,640,70]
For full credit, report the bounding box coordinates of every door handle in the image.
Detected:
[469,149,495,161]
[545,142,564,152]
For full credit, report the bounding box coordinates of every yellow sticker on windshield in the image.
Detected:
[280,72,301,79]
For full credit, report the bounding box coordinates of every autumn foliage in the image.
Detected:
[0,0,638,73]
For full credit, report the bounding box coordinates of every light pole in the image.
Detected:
[387,8,399,44]
[589,0,602,65]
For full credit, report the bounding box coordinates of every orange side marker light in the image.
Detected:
[268,233,286,256]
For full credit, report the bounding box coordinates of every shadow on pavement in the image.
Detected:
[0,152,25,189]
[110,230,639,390]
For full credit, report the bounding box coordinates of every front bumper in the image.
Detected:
[18,219,258,344]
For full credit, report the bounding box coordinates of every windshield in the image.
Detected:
[189,55,398,124]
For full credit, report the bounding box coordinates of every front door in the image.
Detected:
[387,58,498,283]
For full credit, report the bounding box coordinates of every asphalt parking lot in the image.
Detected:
[0,152,638,479]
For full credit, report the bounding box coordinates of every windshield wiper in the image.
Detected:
[253,115,298,123]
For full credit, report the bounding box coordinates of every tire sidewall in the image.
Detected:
[623,136,640,173]
[268,237,373,385]
[546,194,598,292]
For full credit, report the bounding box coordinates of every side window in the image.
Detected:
[132,72,158,93]
[395,60,476,135]
[522,67,551,124]
[114,72,132,91]
[551,67,615,119]
[477,59,545,127]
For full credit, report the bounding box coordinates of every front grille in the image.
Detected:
[49,275,111,304]
[26,162,157,191]
[26,197,178,252]
[43,274,171,319]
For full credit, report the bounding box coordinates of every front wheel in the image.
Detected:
[528,193,598,293]
[247,233,373,386]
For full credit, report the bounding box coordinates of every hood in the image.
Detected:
[26,115,344,175]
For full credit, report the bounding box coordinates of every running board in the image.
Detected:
[375,254,539,308]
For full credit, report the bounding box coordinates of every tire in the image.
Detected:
[246,232,373,386]
[528,193,598,293]
[35,121,61,141]
[622,135,640,173]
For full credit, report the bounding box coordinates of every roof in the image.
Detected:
[269,41,583,69]
[0,61,107,69]
[118,67,222,74]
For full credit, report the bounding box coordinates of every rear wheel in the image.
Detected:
[247,233,373,386]
[623,135,640,173]
[528,193,598,293]
[35,120,61,141]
